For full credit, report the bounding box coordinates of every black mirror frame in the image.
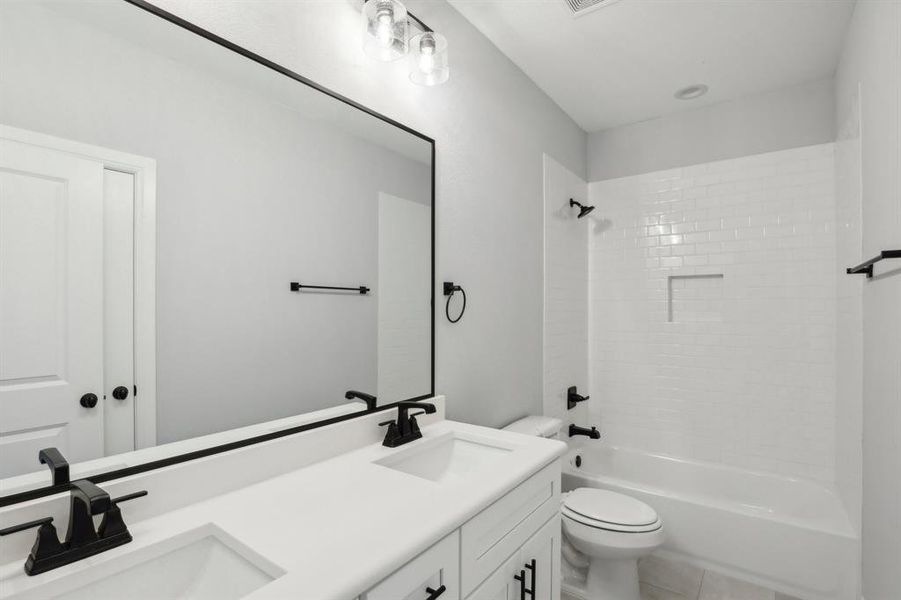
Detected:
[0,0,435,508]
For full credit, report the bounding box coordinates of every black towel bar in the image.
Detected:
[290,282,370,294]
[846,250,901,278]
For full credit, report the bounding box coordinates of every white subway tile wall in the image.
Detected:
[833,91,863,531]
[588,143,838,482]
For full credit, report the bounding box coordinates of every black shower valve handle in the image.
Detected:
[567,386,590,410]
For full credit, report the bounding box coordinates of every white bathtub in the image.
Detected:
[561,443,858,600]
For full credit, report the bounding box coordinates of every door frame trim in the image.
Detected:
[0,124,158,451]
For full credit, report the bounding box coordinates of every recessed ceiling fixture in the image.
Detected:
[362,0,449,86]
[674,84,709,100]
[564,0,623,16]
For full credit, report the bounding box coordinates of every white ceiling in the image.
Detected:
[447,0,856,132]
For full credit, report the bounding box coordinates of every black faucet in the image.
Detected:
[0,479,147,576]
[569,424,601,439]
[67,480,111,546]
[39,447,69,486]
[567,386,590,410]
[380,401,437,447]
[345,390,377,410]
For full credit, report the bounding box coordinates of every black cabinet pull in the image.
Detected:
[79,393,98,408]
[524,558,536,596]
[425,584,446,599]
[112,386,129,400]
[514,569,526,600]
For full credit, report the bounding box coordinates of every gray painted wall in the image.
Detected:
[141,0,587,428]
[0,3,431,443]
[835,1,901,597]
[587,78,836,181]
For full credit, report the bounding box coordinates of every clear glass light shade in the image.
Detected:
[362,0,409,62]
[409,32,449,86]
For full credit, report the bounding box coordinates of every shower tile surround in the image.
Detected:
[588,144,838,482]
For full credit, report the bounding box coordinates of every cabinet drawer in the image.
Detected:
[363,531,460,600]
[460,461,561,595]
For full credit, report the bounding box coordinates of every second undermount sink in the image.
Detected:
[374,432,513,483]
[12,524,285,600]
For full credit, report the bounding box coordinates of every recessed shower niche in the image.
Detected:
[666,274,725,323]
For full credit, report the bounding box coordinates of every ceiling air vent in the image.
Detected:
[564,0,621,16]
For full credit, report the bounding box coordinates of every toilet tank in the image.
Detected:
[503,416,563,439]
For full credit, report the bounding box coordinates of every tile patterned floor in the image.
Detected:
[562,555,803,600]
[637,555,803,600]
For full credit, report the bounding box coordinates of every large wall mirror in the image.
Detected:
[0,0,434,502]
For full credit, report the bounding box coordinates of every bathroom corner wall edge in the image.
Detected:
[0,0,437,508]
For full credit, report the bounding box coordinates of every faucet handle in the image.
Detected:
[111,490,148,505]
[98,490,147,540]
[0,516,54,537]
[0,517,64,564]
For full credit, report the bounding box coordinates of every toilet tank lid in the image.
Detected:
[503,416,562,438]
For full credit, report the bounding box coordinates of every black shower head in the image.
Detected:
[569,199,595,218]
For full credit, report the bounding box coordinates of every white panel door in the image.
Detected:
[377,192,431,402]
[0,138,105,478]
[466,550,520,600]
[103,169,135,455]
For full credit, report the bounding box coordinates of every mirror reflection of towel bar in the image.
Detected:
[846,250,901,278]
[289,282,370,294]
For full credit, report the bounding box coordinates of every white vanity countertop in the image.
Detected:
[0,420,566,600]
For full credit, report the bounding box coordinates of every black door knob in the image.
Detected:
[112,386,129,401]
[79,393,98,408]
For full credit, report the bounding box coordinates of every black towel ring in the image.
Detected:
[443,281,466,324]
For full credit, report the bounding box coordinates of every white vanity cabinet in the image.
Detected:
[362,532,461,600]
[362,460,562,600]
[467,516,560,600]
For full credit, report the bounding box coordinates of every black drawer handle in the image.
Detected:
[524,558,536,596]
[425,584,446,599]
[514,569,526,600]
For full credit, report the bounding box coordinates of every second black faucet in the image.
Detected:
[380,401,437,447]
[569,424,601,440]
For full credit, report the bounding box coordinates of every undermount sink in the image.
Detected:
[374,432,513,483]
[10,524,284,600]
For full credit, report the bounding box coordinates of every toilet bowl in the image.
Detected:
[562,488,664,600]
[503,416,664,600]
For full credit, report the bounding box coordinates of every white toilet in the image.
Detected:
[503,416,664,600]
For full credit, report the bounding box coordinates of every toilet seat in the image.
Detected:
[563,489,661,533]
[562,506,662,533]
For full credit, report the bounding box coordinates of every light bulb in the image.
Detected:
[418,34,436,73]
[375,5,394,48]
[409,32,448,86]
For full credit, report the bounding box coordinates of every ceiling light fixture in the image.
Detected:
[674,84,709,100]
[361,0,449,86]
[362,0,408,62]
